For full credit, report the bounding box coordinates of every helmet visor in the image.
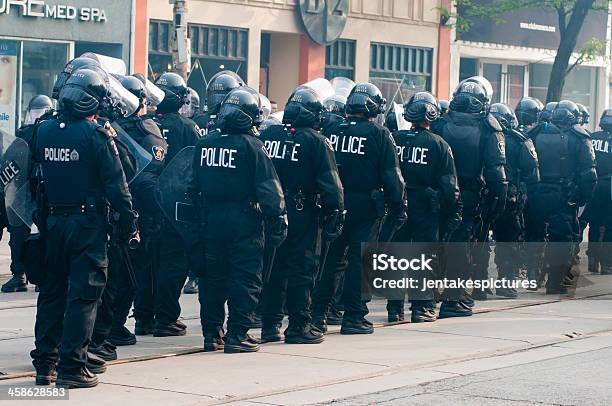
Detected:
[80,52,127,76]
[24,108,51,125]
[108,75,139,117]
[300,78,335,102]
[331,77,356,99]
[143,79,165,106]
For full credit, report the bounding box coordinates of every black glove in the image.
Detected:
[118,210,139,243]
[266,213,288,249]
[379,201,408,243]
[322,209,346,242]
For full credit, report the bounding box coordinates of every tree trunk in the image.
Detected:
[546,0,594,102]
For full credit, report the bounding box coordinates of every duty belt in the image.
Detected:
[48,203,107,216]
[284,190,317,211]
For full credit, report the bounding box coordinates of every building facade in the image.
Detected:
[452,6,611,130]
[147,0,450,109]
[0,0,149,134]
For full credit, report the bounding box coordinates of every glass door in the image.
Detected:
[505,65,525,108]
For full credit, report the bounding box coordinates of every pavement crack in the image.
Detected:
[406,328,535,345]
[99,381,219,399]
[260,350,392,368]
[440,388,573,406]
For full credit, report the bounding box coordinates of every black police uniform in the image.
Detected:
[525,123,596,292]
[152,111,199,332]
[91,115,168,346]
[581,127,612,274]
[312,119,405,325]
[192,111,215,136]
[31,117,135,376]
[493,129,539,294]
[190,130,285,342]
[440,111,508,303]
[259,124,344,336]
[388,126,462,316]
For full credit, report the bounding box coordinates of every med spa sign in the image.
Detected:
[0,0,107,23]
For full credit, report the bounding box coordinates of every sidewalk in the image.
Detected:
[1,242,612,405]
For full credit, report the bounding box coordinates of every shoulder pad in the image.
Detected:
[96,121,117,138]
[570,125,591,139]
[483,113,503,132]
[508,128,527,142]
[138,118,163,138]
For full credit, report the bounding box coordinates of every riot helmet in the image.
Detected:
[24,95,54,125]
[576,103,590,125]
[540,102,558,123]
[450,79,489,114]
[599,109,612,132]
[217,88,262,134]
[119,75,147,114]
[346,83,385,118]
[439,99,450,116]
[551,100,580,128]
[132,73,165,107]
[515,97,542,127]
[282,87,324,128]
[260,116,282,132]
[403,91,440,124]
[180,87,200,118]
[155,72,189,113]
[58,69,109,117]
[206,71,243,115]
[458,76,493,102]
[489,103,518,132]
[52,57,102,99]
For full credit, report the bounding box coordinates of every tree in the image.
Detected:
[440,0,609,102]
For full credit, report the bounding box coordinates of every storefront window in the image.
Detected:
[325,39,355,80]
[0,40,19,136]
[507,65,525,108]
[459,58,478,81]
[370,43,432,105]
[21,41,69,121]
[483,63,502,104]
[529,63,595,115]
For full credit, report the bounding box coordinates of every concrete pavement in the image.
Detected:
[1,240,612,405]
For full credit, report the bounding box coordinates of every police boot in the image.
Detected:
[312,309,328,333]
[108,325,137,346]
[340,317,374,335]
[89,341,117,362]
[35,365,57,386]
[56,367,99,389]
[153,321,187,337]
[285,323,324,344]
[224,334,260,353]
[261,324,283,343]
[326,304,343,326]
[410,301,437,323]
[134,319,154,336]
[183,277,199,294]
[85,353,107,374]
[495,277,518,299]
[1,274,27,293]
[386,300,405,322]
[439,300,473,318]
[601,265,612,275]
[204,330,225,352]
[588,256,600,274]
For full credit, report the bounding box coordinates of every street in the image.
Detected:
[1,239,612,405]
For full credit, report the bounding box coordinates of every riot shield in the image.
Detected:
[300,78,335,102]
[110,122,153,183]
[2,137,35,227]
[158,146,200,242]
[393,102,411,131]
[80,52,127,76]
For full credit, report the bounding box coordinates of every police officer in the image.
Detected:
[1,95,53,293]
[515,97,543,133]
[385,105,399,133]
[196,71,243,136]
[582,109,612,275]
[431,100,449,136]
[387,92,462,323]
[489,103,540,298]
[258,87,344,344]
[321,96,347,138]
[525,100,596,293]
[189,88,286,353]
[438,77,507,316]
[30,69,137,388]
[312,83,406,334]
[539,102,558,125]
[146,72,200,337]
[90,75,168,359]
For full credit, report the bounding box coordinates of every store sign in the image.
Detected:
[0,0,107,23]
[519,22,555,33]
[298,0,349,45]
[0,41,18,136]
